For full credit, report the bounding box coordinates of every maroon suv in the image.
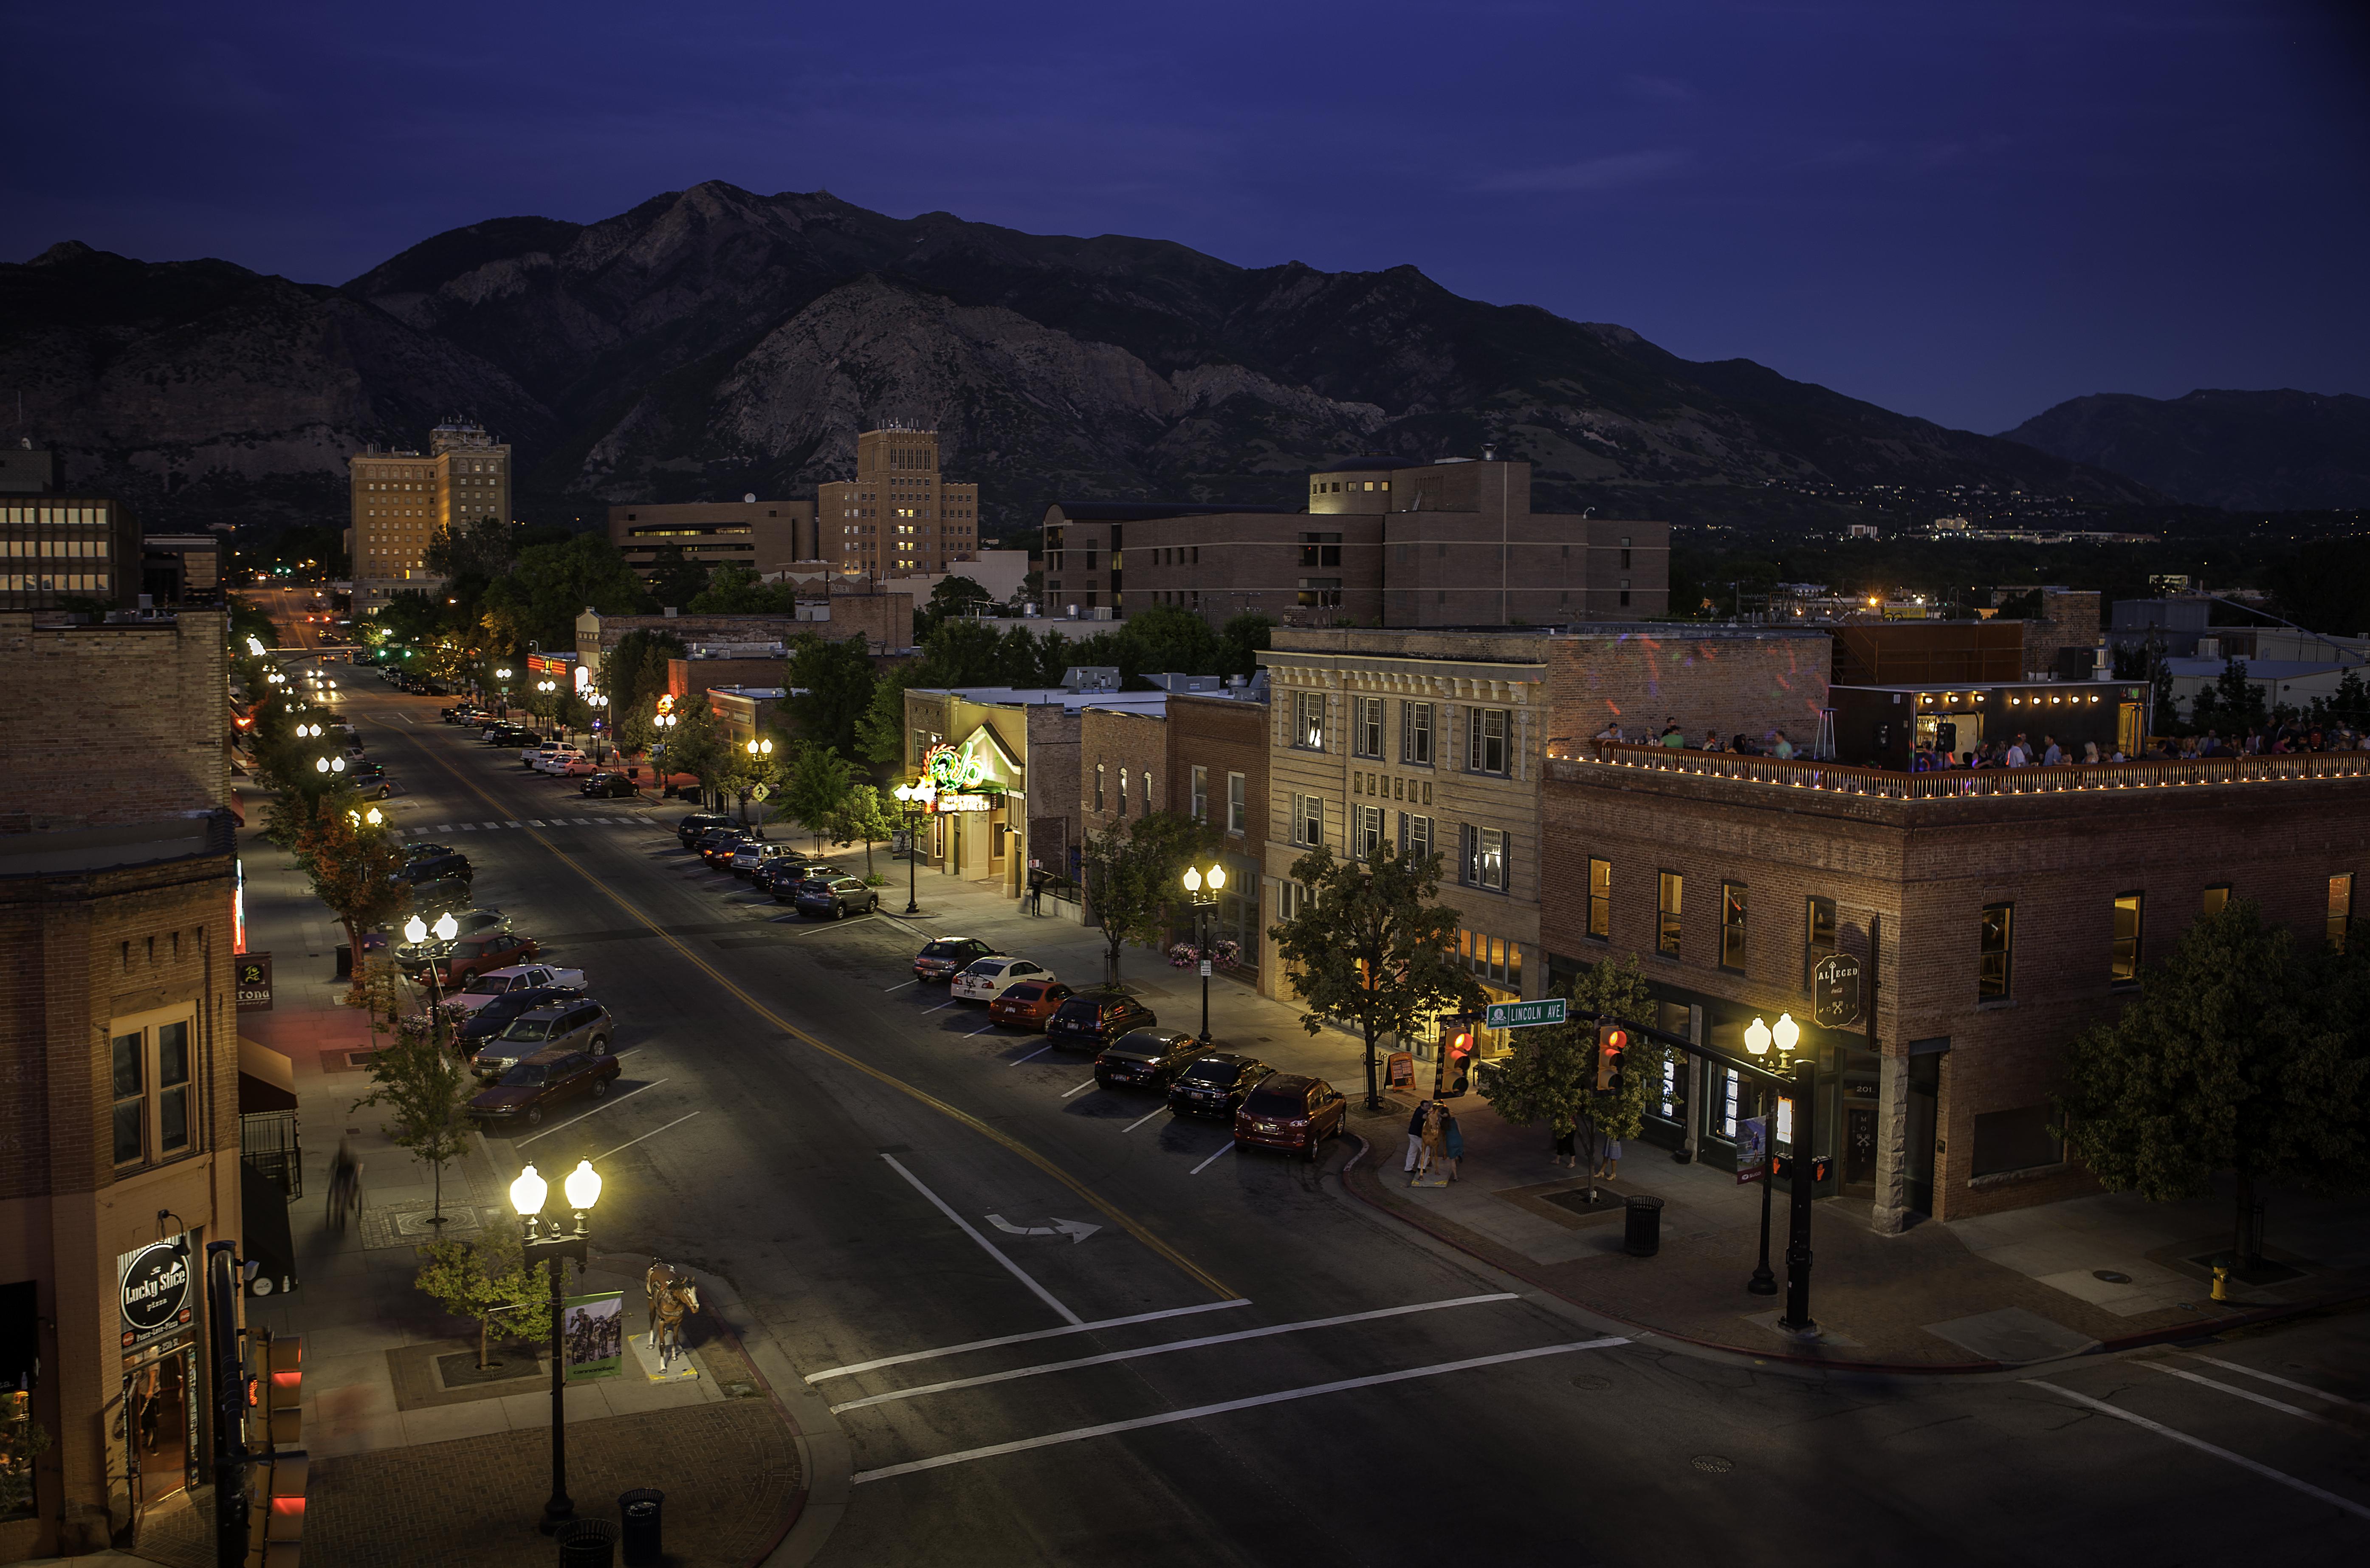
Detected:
[1233,1073,1348,1159]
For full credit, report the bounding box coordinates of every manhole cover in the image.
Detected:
[1569,1374,1611,1392]
[1692,1455,1734,1474]
[2093,1270,2132,1284]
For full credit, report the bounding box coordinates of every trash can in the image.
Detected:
[619,1489,664,1567]
[334,946,353,981]
[556,1517,617,1568]
[1622,1194,1665,1258]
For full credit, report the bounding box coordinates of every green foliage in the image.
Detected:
[787,633,878,759]
[784,739,855,851]
[657,698,727,797]
[686,563,796,615]
[480,533,652,652]
[1081,811,1218,987]
[415,1225,553,1370]
[2187,656,2268,733]
[1216,612,1277,678]
[602,628,686,756]
[292,796,412,976]
[1118,604,1220,683]
[830,784,897,876]
[225,595,280,652]
[1267,840,1487,1107]
[857,663,921,767]
[916,573,998,638]
[2309,668,2370,732]
[352,996,475,1221]
[1482,956,1663,1142]
[370,589,448,651]
[641,544,714,610]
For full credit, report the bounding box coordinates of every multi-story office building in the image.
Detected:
[0,446,138,611]
[1040,455,1667,626]
[608,499,819,583]
[346,420,511,610]
[819,426,983,580]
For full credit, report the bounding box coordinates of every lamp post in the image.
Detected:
[403,909,462,1005]
[1181,861,1226,1046]
[742,737,774,829]
[891,782,926,915]
[494,667,513,720]
[536,677,557,740]
[586,692,610,764]
[653,708,677,798]
[1741,1012,1801,1300]
[510,1160,602,1532]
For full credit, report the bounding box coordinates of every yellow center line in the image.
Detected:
[380,706,1236,1302]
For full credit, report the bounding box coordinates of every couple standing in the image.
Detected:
[1402,1098,1463,1182]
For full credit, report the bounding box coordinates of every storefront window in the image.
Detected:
[111,1031,144,1165]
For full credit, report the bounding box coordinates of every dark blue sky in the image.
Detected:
[7,1,2365,434]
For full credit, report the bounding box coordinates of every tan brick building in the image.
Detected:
[820,426,983,580]
[1165,688,1271,971]
[0,610,243,1557]
[347,421,511,610]
[1539,743,2370,1227]
[609,499,819,582]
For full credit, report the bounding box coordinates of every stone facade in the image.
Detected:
[1543,627,1833,752]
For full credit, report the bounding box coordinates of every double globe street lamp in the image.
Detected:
[402,910,461,1004]
[889,781,928,915]
[1180,861,1228,1046]
[1740,1012,1800,1297]
[508,1160,603,1532]
[743,737,774,829]
[653,706,678,797]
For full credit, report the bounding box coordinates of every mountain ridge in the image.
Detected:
[2000,388,2370,512]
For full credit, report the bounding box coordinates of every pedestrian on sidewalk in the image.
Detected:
[328,1136,362,1231]
[1403,1098,1431,1173]
[1441,1109,1463,1182]
[1411,1102,1444,1184]
[1028,865,1046,917]
[1552,1122,1577,1168]
[1595,1135,1623,1181]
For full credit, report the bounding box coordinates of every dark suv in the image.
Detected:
[1165,1053,1274,1120]
[469,1000,615,1083]
[1094,1028,1203,1091]
[392,852,472,888]
[676,813,734,848]
[1046,991,1158,1051]
[1233,1073,1348,1159]
[455,984,589,1048]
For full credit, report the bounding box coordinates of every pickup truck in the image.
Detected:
[442,961,587,1011]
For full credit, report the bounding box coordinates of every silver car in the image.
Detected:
[470,999,614,1082]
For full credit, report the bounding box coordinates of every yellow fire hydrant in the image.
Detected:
[2210,1261,2233,1302]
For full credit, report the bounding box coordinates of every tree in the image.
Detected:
[787,632,878,759]
[2189,656,2267,734]
[415,1224,553,1371]
[687,563,795,614]
[916,618,1004,688]
[642,545,714,611]
[291,795,412,987]
[1268,840,1486,1111]
[2057,899,2370,1268]
[351,995,475,1224]
[479,533,652,652]
[658,697,727,803]
[1082,811,1219,989]
[1117,604,1220,684]
[916,573,997,638]
[2311,668,2370,733]
[784,740,855,852]
[858,663,922,767]
[1216,612,1276,680]
[1480,956,1662,1170]
[603,628,686,757]
[831,784,897,878]
[425,516,517,584]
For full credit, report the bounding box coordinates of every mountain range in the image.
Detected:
[2000,389,2370,513]
[0,182,2187,536]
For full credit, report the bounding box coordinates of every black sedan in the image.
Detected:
[581,771,636,798]
[1045,991,1158,1051]
[1165,1053,1275,1120]
[791,873,880,919]
[1094,1028,1203,1092]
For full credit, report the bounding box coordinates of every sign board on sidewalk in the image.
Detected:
[1735,1115,1769,1185]
[1485,997,1567,1031]
[561,1292,624,1383]
[1386,1051,1414,1087]
[1813,952,1863,1029]
[234,953,274,1012]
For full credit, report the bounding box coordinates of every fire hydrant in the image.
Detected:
[2210,1261,2233,1302]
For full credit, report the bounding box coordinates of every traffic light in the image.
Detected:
[261,1453,308,1568]
[264,1334,303,1449]
[1594,1023,1629,1093]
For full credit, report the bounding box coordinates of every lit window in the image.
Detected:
[2111,893,2143,983]
[1720,883,1748,973]
[1979,903,2014,999]
[1588,858,1611,940]
[1657,871,1682,957]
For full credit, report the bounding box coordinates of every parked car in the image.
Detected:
[532,747,585,775]
[988,979,1075,1031]
[410,876,476,919]
[1166,1053,1275,1120]
[1045,991,1159,1051]
[581,771,637,798]
[422,931,540,989]
[951,955,1052,1001]
[699,829,755,866]
[754,855,830,898]
[445,962,590,1013]
[348,761,387,786]
[676,812,734,847]
[391,852,472,888]
[1233,1073,1349,1159]
[454,984,589,1048]
[402,842,457,863]
[520,741,561,767]
[484,725,530,745]
[440,704,482,723]
[730,840,800,879]
[468,999,613,1081]
[469,1044,623,1128]
[392,908,509,970]
[913,936,997,983]
[557,756,601,776]
[1094,1028,1204,1092]
[792,873,881,920]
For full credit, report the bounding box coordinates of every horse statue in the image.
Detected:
[644,1261,701,1372]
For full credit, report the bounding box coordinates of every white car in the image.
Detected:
[532,749,584,775]
[951,956,1054,1002]
[444,963,590,1012]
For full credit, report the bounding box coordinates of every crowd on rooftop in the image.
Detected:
[1593,714,2370,773]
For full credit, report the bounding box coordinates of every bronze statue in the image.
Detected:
[644,1261,700,1373]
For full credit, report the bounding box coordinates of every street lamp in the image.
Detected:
[891,781,926,915]
[509,1159,602,1532]
[653,708,678,796]
[1182,861,1226,1046]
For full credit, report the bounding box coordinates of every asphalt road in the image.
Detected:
[304,658,2370,1566]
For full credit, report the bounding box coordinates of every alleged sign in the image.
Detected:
[1485,997,1567,1031]
[1736,1116,1769,1185]
[561,1292,624,1384]
[1813,952,1864,1030]
[118,1235,195,1350]
[235,953,274,1012]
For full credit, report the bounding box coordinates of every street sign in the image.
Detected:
[1813,952,1863,1029]
[1485,997,1567,1031]
[748,783,770,802]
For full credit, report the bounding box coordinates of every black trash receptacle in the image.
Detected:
[1622,1194,1666,1258]
[619,1489,664,1567]
[556,1517,617,1568]
[334,945,353,981]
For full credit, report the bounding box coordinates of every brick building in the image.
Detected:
[819,426,983,580]
[347,421,511,610]
[0,610,243,1556]
[575,595,914,685]
[1164,686,1270,970]
[1538,742,2370,1227]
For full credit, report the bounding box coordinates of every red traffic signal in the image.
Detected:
[1449,1032,1475,1061]
[1594,1023,1629,1092]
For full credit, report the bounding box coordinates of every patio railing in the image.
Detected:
[1553,741,2370,799]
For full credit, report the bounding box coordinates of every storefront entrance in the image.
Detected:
[119,1340,197,1510]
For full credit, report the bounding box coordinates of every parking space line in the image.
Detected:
[2182,1354,2358,1405]
[514,1079,671,1146]
[590,1110,700,1164]
[968,1021,1002,1035]
[2144,1362,2332,1424]
[830,1294,1522,1413]
[1189,1142,1233,1175]
[1009,1046,1050,1066]
[1122,1108,1167,1133]
[880,1153,1080,1326]
[808,1299,1254,1382]
[926,1000,956,1013]
[2025,1380,2370,1520]
[852,1339,1627,1483]
[1060,1080,1097,1098]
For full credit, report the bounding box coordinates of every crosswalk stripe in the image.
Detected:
[2184,1354,2359,1406]
[2025,1379,2370,1521]
[459,823,477,831]
[2144,1362,2331,1424]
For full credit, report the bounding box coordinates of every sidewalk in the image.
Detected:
[908,864,2370,1371]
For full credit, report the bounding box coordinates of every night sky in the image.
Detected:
[6,0,2366,434]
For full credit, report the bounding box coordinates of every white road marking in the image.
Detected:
[514,1080,672,1147]
[2182,1354,2358,1406]
[852,1339,1627,1483]
[2144,1362,2332,1424]
[1061,1080,1098,1098]
[1008,1046,1050,1066]
[1190,1142,1235,1175]
[1122,1107,1168,1133]
[459,824,477,832]
[830,1294,1520,1413]
[481,821,500,830]
[504,820,521,828]
[925,1000,956,1014]
[528,820,547,827]
[968,1021,1001,1035]
[807,1300,1254,1383]
[880,1154,1080,1325]
[435,823,453,832]
[2025,1379,2370,1520]
[588,1110,700,1164]
[883,980,915,992]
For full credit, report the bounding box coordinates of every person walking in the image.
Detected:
[1552,1122,1578,1168]
[328,1135,363,1232]
[1441,1108,1464,1182]
[1403,1099,1431,1173]
[1595,1132,1624,1182]
[1028,864,1046,917]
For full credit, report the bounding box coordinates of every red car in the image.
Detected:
[1232,1073,1349,1160]
[988,980,1075,1031]
[468,1043,621,1129]
[426,931,539,988]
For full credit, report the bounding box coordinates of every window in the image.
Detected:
[1117,768,1129,816]
[1466,708,1510,775]
[1191,766,1208,822]
[1226,772,1246,834]
[1094,763,1105,813]
[1972,1105,2063,1177]
[1979,903,2014,999]
[2330,874,2355,953]
[1298,532,1342,567]
[1278,880,1308,922]
[1462,825,1507,891]
[111,1030,144,1165]
[2111,893,2143,983]
[1456,929,1522,987]
[1294,691,1327,750]
[1401,702,1433,765]
[1657,871,1682,957]
[1713,1068,1740,1139]
[2201,884,2230,917]
[1588,858,1611,940]
[1354,697,1383,758]
[1399,812,1433,863]
[1720,882,1748,972]
[1803,896,1837,991]
[1294,793,1325,848]
[1355,805,1385,860]
[110,1013,194,1168]
[1143,770,1154,815]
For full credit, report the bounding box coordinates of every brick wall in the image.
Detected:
[823,591,914,652]
[1166,694,1268,848]
[0,611,229,830]
[1079,706,1169,835]
[667,657,788,700]
[1546,628,1831,752]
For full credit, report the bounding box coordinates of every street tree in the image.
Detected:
[415,1224,553,1371]
[916,573,997,637]
[291,794,412,988]
[658,698,727,803]
[479,533,652,652]
[352,997,475,1224]
[784,740,855,852]
[2058,898,2370,1267]
[830,783,897,878]
[1480,955,1662,1170]
[787,632,878,759]
[1268,840,1485,1111]
[1082,811,1219,989]
[1216,612,1277,679]
[602,629,686,759]
[857,664,922,767]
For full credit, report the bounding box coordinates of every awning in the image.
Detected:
[238,1036,298,1114]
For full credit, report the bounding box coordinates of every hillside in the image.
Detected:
[2001,388,2370,512]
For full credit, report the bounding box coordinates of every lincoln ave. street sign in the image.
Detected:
[1485,998,1568,1030]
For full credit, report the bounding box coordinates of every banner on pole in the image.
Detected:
[561,1292,624,1383]
[1736,1116,1769,1185]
